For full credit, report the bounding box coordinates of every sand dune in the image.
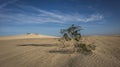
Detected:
[0,33,58,40]
[0,35,120,67]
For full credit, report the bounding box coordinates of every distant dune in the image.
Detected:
[0,35,120,67]
[0,33,58,40]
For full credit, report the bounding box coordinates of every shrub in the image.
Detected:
[59,24,95,53]
[59,24,82,47]
[74,43,91,52]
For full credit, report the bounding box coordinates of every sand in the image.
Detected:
[0,34,120,67]
[0,33,58,40]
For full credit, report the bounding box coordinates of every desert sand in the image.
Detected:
[0,33,58,40]
[0,34,120,67]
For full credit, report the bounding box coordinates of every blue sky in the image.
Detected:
[0,0,120,36]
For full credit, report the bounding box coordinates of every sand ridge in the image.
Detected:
[0,33,58,40]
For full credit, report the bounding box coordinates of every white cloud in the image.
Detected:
[0,5,104,24]
[77,14,104,22]
[0,0,19,9]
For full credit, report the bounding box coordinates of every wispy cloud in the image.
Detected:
[0,0,19,9]
[0,4,104,24]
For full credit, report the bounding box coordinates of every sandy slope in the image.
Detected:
[0,34,58,40]
[0,35,120,67]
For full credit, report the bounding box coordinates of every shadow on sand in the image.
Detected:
[17,44,92,55]
[49,48,93,55]
[49,49,74,54]
[17,44,57,47]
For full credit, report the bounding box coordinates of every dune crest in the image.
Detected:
[0,33,58,40]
